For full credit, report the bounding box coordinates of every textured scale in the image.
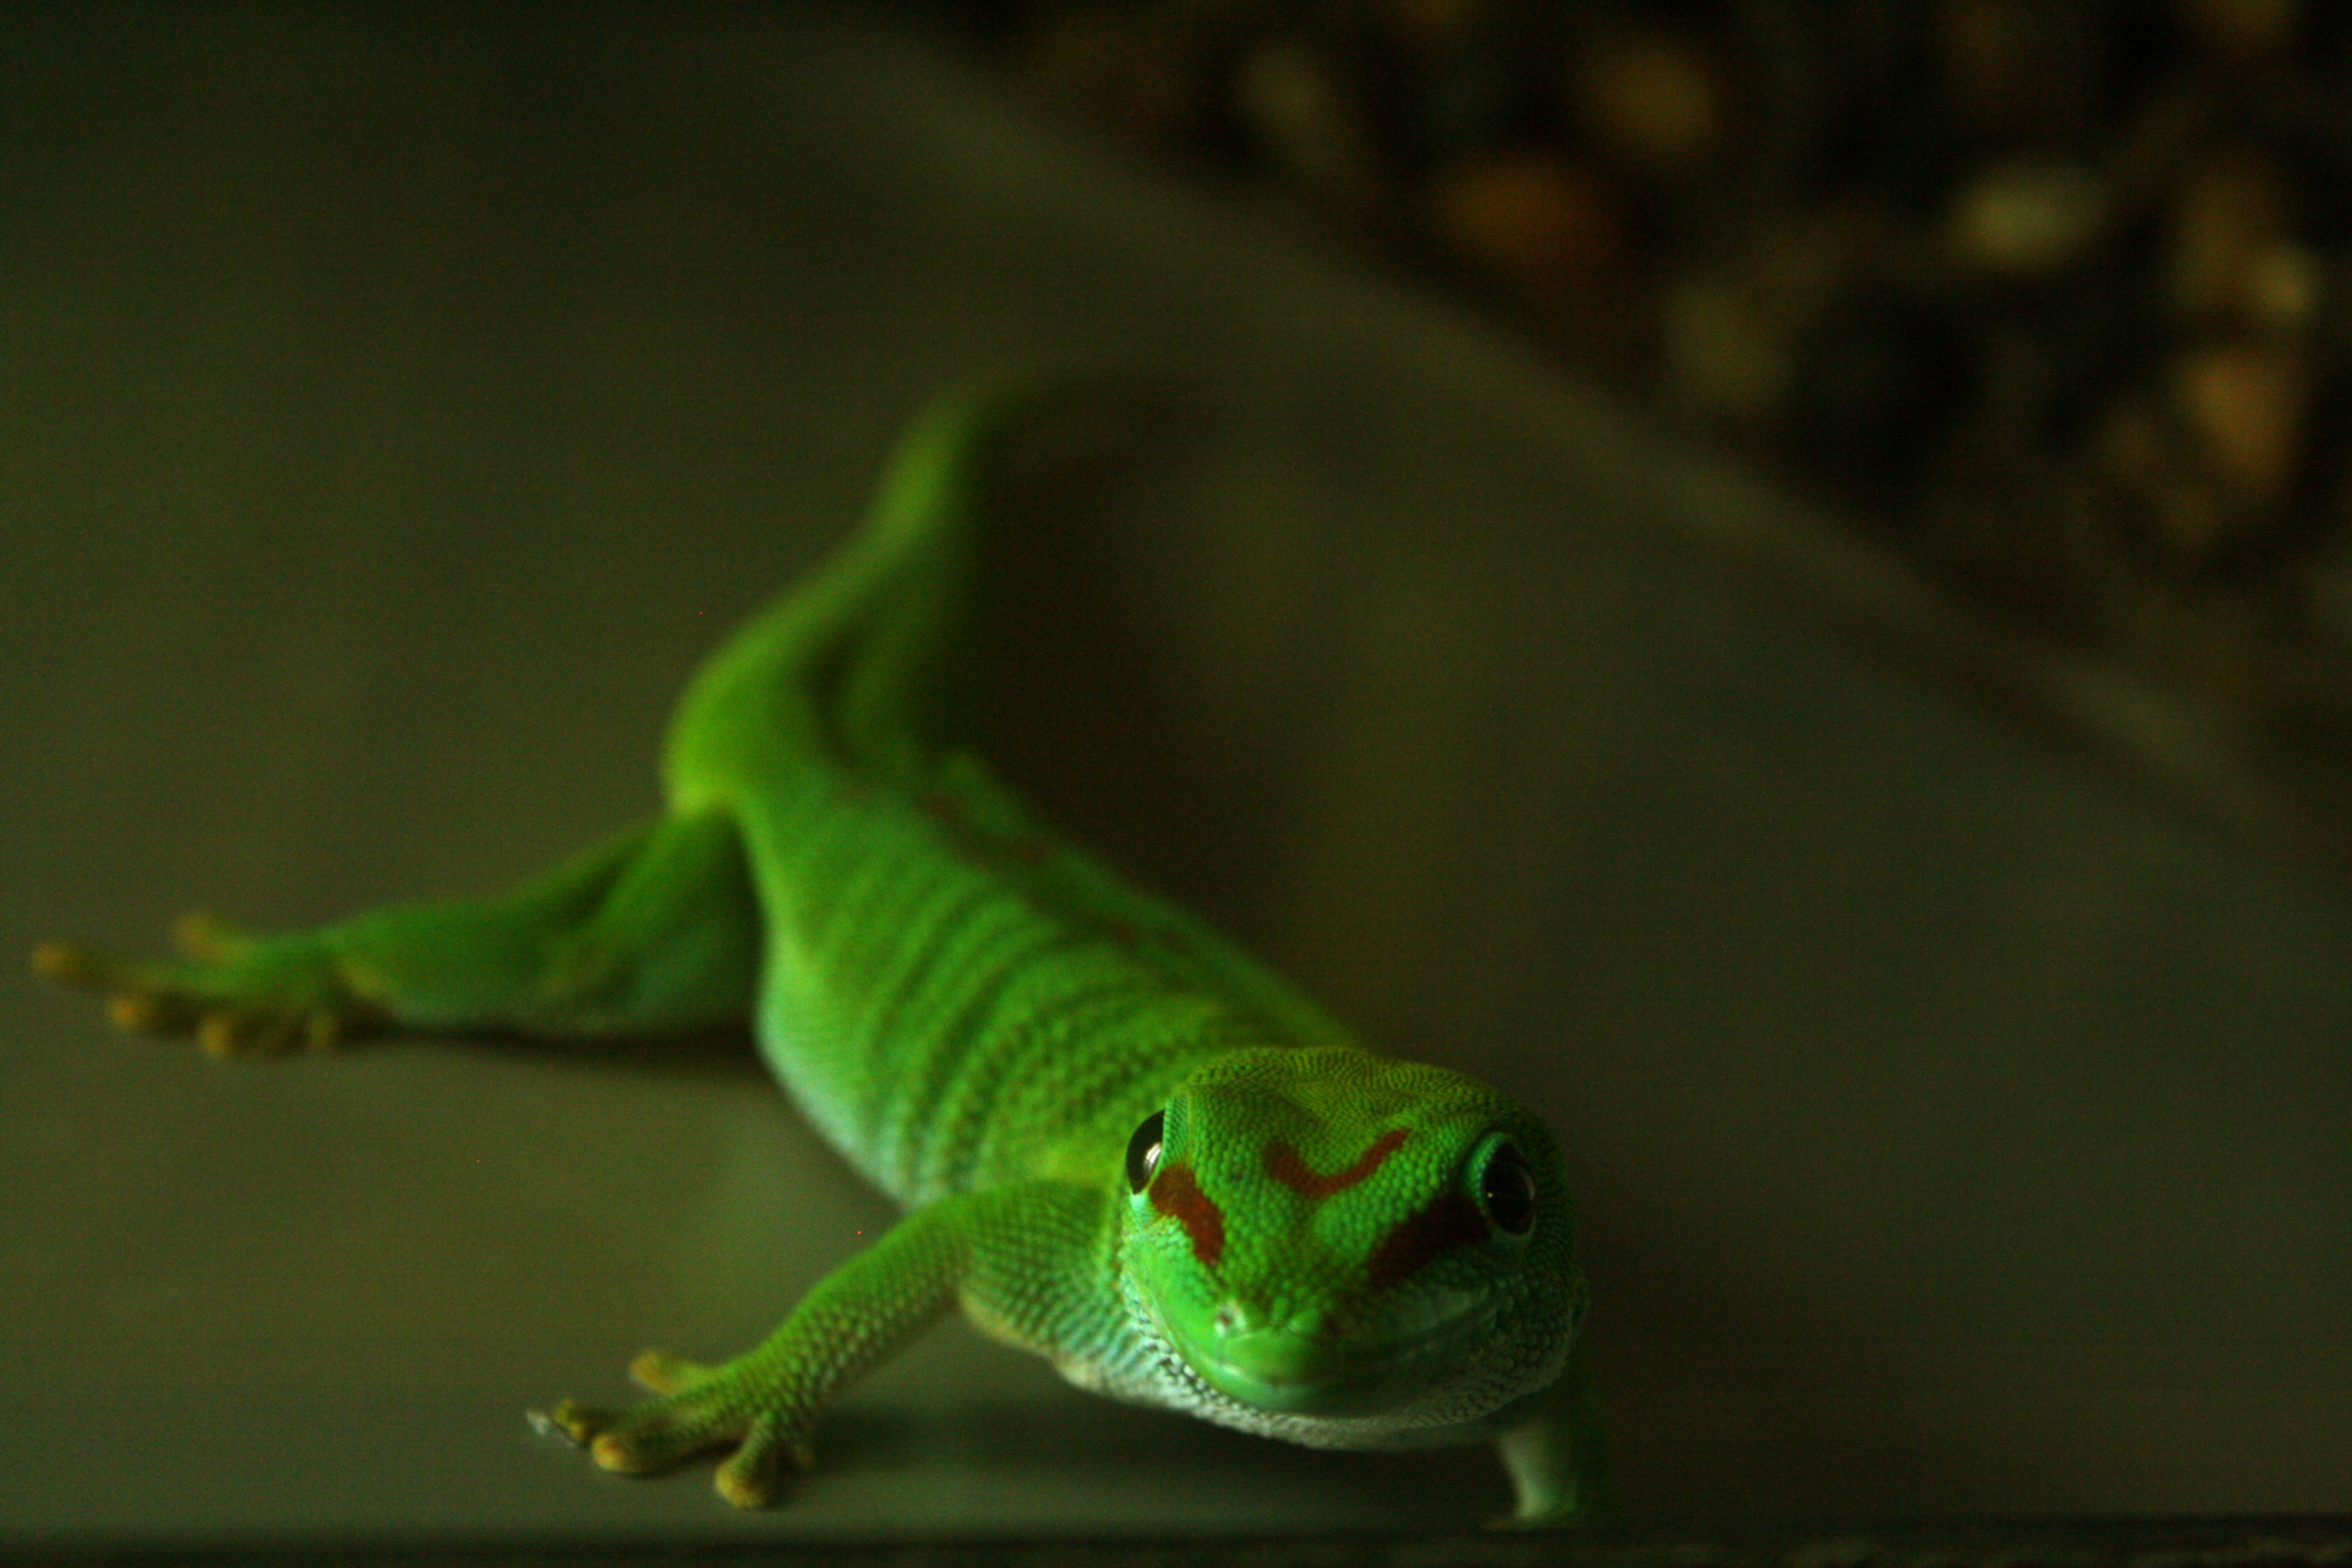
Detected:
[33,379,1609,1526]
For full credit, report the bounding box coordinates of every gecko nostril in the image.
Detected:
[1214,1304,1240,1336]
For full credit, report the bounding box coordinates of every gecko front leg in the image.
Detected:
[536,1180,1103,1508]
[1492,1335,1612,1527]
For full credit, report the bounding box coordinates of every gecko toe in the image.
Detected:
[30,940,104,989]
[36,941,165,1011]
[531,1399,602,1449]
[108,990,194,1035]
[629,1348,712,1395]
[590,1431,665,1474]
[593,1413,726,1474]
[714,1450,780,1508]
[538,1381,742,1477]
[171,910,251,962]
[714,1414,808,1508]
[198,1009,298,1059]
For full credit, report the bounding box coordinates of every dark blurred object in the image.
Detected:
[967,0,2352,879]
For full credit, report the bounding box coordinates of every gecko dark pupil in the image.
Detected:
[1125,1109,1166,1193]
[1480,1143,1537,1235]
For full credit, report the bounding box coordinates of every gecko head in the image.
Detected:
[1116,1045,1583,1425]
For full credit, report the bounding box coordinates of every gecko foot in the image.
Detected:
[532,1348,812,1508]
[30,916,384,1058]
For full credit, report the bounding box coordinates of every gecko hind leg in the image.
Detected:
[33,808,762,1056]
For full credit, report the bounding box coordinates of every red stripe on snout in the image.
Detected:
[1264,1128,1409,1200]
[1366,1191,1488,1288]
[1149,1162,1226,1268]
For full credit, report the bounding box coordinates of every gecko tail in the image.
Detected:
[661,373,1183,812]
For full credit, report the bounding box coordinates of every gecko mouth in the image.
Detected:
[1191,1310,1481,1416]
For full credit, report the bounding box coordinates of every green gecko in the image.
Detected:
[33,380,1608,1526]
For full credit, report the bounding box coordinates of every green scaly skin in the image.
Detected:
[32,381,1610,1526]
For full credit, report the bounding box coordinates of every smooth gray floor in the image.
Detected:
[3,4,2345,1545]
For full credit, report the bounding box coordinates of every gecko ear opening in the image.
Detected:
[1125,1109,1166,1193]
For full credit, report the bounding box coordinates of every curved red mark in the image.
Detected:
[1366,1191,1488,1289]
[1264,1128,1410,1200]
[1149,1162,1226,1268]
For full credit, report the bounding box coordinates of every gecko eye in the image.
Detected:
[1125,1109,1166,1193]
[1477,1139,1537,1236]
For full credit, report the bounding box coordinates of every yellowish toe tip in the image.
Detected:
[197,1014,246,1058]
[30,941,76,980]
[109,993,173,1034]
[533,1401,595,1446]
[589,1433,647,1474]
[627,1349,688,1392]
[174,910,252,961]
[716,1467,776,1509]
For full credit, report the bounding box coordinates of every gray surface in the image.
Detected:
[2,3,2345,1545]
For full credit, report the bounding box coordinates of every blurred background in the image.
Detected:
[1,1,2344,1548]
[984,0,2352,880]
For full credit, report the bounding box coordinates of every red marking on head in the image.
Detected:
[1366,1191,1488,1289]
[1264,1128,1410,1200]
[918,790,965,825]
[1100,916,1145,949]
[1148,1162,1226,1268]
[1006,837,1053,866]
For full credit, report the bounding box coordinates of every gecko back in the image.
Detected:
[656,379,1360,1204]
